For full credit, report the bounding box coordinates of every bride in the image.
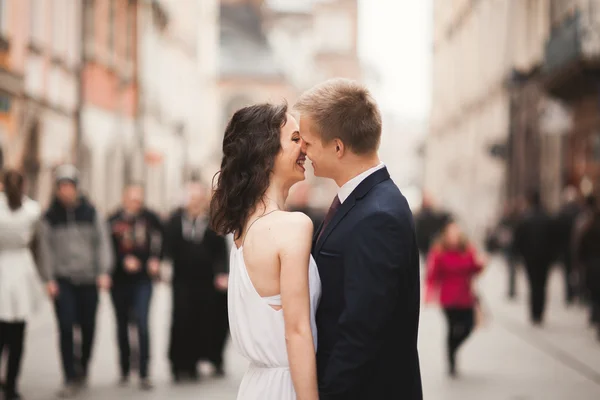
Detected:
[209,102,321,400]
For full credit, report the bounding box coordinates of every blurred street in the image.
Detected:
[15,257,600,400]
[420,257,600,400]
[3,1,600,399]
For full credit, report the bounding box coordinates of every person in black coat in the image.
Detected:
[555,186,583,305]
[513,191,559,325]
[576,197,600,340]
[165,182,229,381]
[415,192,451,258]
[107,184,164,390]
[494,201,520,299]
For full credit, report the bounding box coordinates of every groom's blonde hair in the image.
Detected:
[294,78,382,155]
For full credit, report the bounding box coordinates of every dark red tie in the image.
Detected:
[317,195,341,242]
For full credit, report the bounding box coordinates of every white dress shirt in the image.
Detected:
[337,162,385,204]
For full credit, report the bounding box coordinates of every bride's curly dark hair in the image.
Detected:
[210,102,288,239]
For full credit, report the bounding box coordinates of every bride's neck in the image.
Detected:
[238,180,290,244]
[262,179,290,211]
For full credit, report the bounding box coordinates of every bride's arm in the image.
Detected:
[278,213,319,400]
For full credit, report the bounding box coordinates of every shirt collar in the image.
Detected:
[337,163,385,204]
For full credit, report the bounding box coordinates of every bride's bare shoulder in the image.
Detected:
[269,211,313,259]
[272,211,313,240]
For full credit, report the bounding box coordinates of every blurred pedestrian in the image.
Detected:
[0,170,43,400]
[165,181,229,381]
[107,183,163,390]
[425,220,485,377]
[576,196,600,340]
[555,186,582,305]
[415,191,451,259]
[496,200,520,299]
[37,164,113,398]
[513,191,558,326]
[572,195,597,306]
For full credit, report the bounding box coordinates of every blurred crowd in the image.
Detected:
[6,160,600,397]
[0,165,231,400]
[487,187,600,334]
[414,187,600,378]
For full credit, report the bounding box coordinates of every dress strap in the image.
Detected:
[241,209,279,248]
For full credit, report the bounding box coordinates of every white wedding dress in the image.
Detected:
[228,245,321,400]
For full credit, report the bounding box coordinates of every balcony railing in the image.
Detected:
[544,5,600,76]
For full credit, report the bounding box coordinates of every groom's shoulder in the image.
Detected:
[357,182,413,228]
[366,180,410,213]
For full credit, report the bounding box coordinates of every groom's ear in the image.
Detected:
[334,139,345,158]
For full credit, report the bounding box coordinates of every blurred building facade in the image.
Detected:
[137,0,219,215]
[79,0,139,213]
[426,0,573,238]
[264,0,362,208]
[1,0,363,213]
[263,0,361,91]
[0,0,213,213]
[380,115,426,210]
[542,0,600,201]
[211,0,362,209]
[0,0,139,212]
[311,0,361,82]
[217,0,293,152]
[0,0,28,181]
[2,0,82,209]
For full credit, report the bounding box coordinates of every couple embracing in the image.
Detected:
[209,79,423,400]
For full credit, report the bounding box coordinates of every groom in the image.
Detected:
[295,79,423,400]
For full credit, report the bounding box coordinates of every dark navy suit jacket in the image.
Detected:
[312,167,423,400]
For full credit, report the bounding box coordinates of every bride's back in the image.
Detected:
[235,210,286,307]
[228,208,320,360]
[229,210,313,369]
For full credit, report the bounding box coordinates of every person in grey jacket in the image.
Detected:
[38,165,113,398]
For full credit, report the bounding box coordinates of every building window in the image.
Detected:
[550,0,577,27]
[83,0,95,57]
[108,0,115,56]
[151,1,168,32]
[30,0,45,45]
[125,5,134,60]
[23,121,41,200]
[315,11,352,54]
[590,132,600,162]
[52,0,67,56]
[0,0,8,38]
[0,94,10,113]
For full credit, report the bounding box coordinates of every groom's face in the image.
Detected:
[299,116,338,179]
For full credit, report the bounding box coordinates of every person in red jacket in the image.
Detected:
[425,220,486,377]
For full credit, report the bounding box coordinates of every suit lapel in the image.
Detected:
[312,219,324,250]
[314,167,391,254]
[315,196,355,254]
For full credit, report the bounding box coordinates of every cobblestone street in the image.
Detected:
[15,257,600,399]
